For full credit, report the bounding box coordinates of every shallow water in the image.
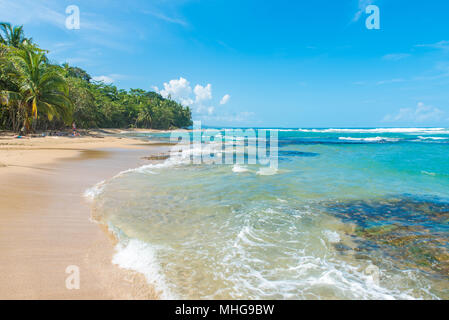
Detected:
[88,128,449,299]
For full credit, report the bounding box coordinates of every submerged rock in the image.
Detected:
[142,154,170,161]
[324,196,449,279]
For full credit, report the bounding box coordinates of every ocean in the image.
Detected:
[86,128,449,300]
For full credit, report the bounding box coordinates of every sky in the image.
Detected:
[1,0,449,127]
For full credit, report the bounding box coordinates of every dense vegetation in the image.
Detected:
[0,23,192,133]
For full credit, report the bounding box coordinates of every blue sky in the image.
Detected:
[1,0,449,127]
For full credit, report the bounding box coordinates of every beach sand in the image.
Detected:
[0,134,166,299]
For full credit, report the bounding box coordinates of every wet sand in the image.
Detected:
[0,136,165,299]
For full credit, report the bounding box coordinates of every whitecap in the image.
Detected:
[256,167,278,176]
[338,136,399,142]
[232,165,250,173]
[417,136,447,141]
[298,128,449,134]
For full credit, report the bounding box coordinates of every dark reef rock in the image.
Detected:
[142,154,170,161]
[323,196,449,278]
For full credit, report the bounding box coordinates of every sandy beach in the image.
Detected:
[0,133,168,299]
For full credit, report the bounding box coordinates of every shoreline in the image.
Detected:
[0,134,167,299]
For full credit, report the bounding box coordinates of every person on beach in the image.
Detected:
[15,127,26,139]
[72,121,79,137]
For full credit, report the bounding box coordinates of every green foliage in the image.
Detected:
[0,43,73,132]
[0,23,192,132]
[62,63,91,82]
[0,22,31,48]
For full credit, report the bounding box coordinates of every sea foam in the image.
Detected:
[112,238,177,299]
[232,165,250,173]
[256,167,278,176]
[83,180,106,201]
[298,128,449,134]
[338,136,400,142]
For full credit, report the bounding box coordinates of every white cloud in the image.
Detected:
[416,40,449,51]
[196,111,255,123]
[0,0,117,33]
[194,104,215,116]
[383,102,445,123]
[382,53,410,61]
[194,84,212,103]
[207,107,215,115]
[192,84,213,115]
[412,63,449,81]
[353,0,376,22]
[92,75,114,84]
[377,78,405,85]
[155,78,233,117]
[92,74,127,84]
[0,0,65,29]
[159,77,194,106]
[220,94,231,105]
[143,10,188,27]
[154,78,212,115]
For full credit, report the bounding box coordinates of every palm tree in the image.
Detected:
[136,105,153,128]
[2,47,73,132]
[0,23,31,47]
[0,43,24,131]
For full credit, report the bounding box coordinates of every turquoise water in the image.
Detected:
[88,128,449,299]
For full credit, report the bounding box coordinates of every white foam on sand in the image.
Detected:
[112,238,177,299]
[84,183,178,300]
[83,180,107,201]
[83,144,194,201]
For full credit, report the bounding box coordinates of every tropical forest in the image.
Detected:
[0,23,193,133]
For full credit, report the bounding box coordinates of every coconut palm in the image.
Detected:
[136,105,153,128]
[3,47,73,132]
[1,23,192,132]
[0,23,30,48]
[0,44,24,131]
